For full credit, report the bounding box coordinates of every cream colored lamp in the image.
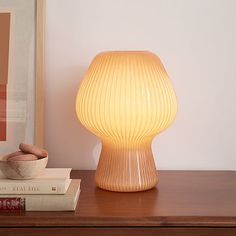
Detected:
[76,51,177,192]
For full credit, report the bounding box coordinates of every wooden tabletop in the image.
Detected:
[0,170,236,227]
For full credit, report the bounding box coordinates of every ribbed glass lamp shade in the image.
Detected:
[76,51,177,192]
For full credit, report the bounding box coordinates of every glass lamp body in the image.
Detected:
[76,51,177,192]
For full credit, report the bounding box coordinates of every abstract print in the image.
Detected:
[0,12,10,141]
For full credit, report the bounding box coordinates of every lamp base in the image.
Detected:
[95,145,158,192]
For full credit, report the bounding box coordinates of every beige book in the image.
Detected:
[0,168,72,194]
[0,179,81,211]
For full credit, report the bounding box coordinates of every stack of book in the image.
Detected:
[0,168,80,211]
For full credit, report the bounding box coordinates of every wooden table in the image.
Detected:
[0,170,236,236]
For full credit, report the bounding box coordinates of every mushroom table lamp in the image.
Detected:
[76,51,177,192]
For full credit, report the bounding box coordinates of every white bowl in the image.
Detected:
[0,155,48,179]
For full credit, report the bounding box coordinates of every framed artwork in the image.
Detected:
[0,0,44,156]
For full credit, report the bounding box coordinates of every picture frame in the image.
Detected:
[0,0,44,156]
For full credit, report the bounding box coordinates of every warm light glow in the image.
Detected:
[76,51,177,192]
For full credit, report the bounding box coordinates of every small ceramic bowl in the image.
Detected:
[0,155,48,179]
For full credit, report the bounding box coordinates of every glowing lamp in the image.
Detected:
[76,51,177,192]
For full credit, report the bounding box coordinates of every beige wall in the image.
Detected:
[45,0,236,170]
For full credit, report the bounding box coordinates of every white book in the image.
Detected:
[0,168,72,194]
[0,179,81,211]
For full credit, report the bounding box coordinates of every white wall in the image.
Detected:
[45,0,236,170]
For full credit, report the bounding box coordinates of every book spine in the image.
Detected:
[0,198,25,212]
[0,180,80,211]
[0,195,77,211]
[0,182,66,194]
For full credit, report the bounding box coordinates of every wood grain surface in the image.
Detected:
[0,227,235,236]
[0,170,235,228]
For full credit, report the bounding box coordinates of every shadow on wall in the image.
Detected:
[46,66,101,169]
